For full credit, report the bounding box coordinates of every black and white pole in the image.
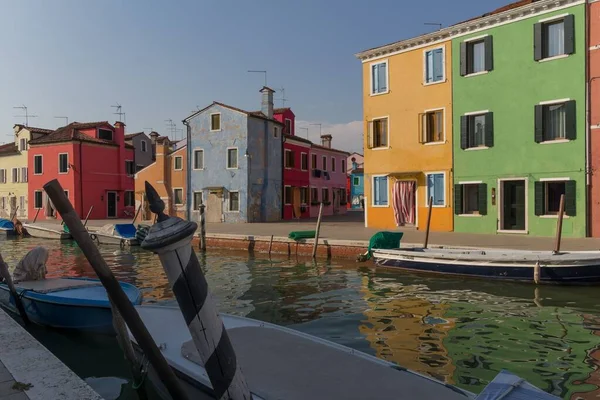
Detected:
[199,197,206,252]
[141,182,251,400]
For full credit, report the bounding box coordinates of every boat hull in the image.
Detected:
[373,249,600,284]
[92,232,139,247]
[23,224,71,240]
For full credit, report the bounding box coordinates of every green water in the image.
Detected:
[2,236,600,399]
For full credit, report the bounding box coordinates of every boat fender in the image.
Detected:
[120,239,126,249]
[90,233,98,244]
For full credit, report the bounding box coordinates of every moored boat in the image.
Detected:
[91,223,139,247]
[0,219,16,236]
[0,277,142,333]
[22,222,71,240]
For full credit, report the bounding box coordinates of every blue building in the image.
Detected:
[183,87,284,223]
[350,166,364,210]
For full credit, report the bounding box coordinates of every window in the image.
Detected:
[534,16,574,61]
[173,188,183,205]
[210,113,221,131]
[98,129,113,141]
[460,36,493,76]
[420,110,444,143]
[273,127,279,138]
[535,180,576,216]
[311,154,317,169]
[125,160,135,176]
[227,148,238,169]
[322,188,330,203]
[342,159,346,173]
[455,183,487,215]
[426,173,445,206]
[34,191,43,209]
[340,189,347,204]
[284,186,292,205]
[301,153,308,171]
[0,170,5,184]
[228,191,239,211]
[368,117,388,149]
[300,187,309,205]
[19,138,27,151]
[64,191,69,199]
[331,157,336,172]
[285,119,292,135]
[193,192,203,210]
[285,150,295,168]
[59,153,69,173]
[372,176,388,206]
[311,187,319,204]
[535,101,575,143]
[353,177,360,186]
[460,112,493,149]
[34,155,42,175]
[371,61,388,95]
[125,191,134,207]
[11,168,18,183]
[21,167,27,183]
[194,149,204,170]
[174,156,183,170]
[322,156,327,171]
[141,140,147,152]
[425,47,444,84]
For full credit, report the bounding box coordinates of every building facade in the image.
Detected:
[125,131,153,171]
[283,134,312,220]
[590,0,600,237]
[309,135,349,217]
[349,168,364,210]
[28,121,135,221]
[184,87,283,223]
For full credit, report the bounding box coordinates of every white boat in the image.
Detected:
[23,222,71,240]
[91,223,138,247]
[131,305,475,400]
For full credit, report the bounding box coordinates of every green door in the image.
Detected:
[502,180,526,231]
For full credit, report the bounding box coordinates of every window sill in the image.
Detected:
[370,90,389,97]
[426,204,446,208]
[539,215,570,219]
[226,167,239,170]
[226,211,240,213]
[464,71,489,78]
[423,79,446,87]
[371,204,390,208]
[370,147,390,151]
[209,129,222,133]
[537,54,569,63]
[193,168,204,171]
[423,141,446,146]
[174,169,183,171]
[539,139,570,145]
[465,146,489,151]
[497,230,528,235]
[458,214,483,217]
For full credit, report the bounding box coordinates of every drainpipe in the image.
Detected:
[586,3,592,237]
[282,134,285,220]
[182,120,192,221]
[79,140,84,218]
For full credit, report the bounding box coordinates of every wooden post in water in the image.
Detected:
[553,194,565,255]
[132,205,142,224]
[83,206,94,228]
[32,208,40,223]
[0,253,29,324]
[43,179,188,400]
[268,235,274,257]
[198,198,206,252]
[423,196,433,249]
[9,207,18,221]
[312,203,324,259]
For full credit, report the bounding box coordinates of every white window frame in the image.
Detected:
[210,112,222,132]
[310,186,319,204]
[284,149,293,169]
[273,126,279,138]
[226,147,238,170]
[342,159,346,173]
[125,160,135,176]
[300,152,308,171]
[124,190,135,207]
[228,190,240,212]
[322,155,327,171]
[11,168,18,183]
[422,107,446,145]
[331,157,336,173]
[370,59,389,96]
[33,155,43,175]
[423,45,446,86]
[537,14,570,63]
[98,128,113,141]
[19,138,27,151]
[371,174,390,208]
[284,185,292,205]
[193,148,204,170]
[369,116,390,151]
[0,169,5,184]
[425,171,447,207]
[538,98,571,144]
[21,167,28,183]
[457,180,484,217]
[311,154,317,170]
[497,177,529,234]
[58,153,69,174]
[63,190,69,199]
[321,187,330,203]
[300,186,309,205]
[192,191,204,210]
[538,177,572,218]
[173,187,184,206]
[174,156,183,171]
[34,190,43,209]
[463,34,490,77]
[285,118,292,134]
[141,140,147,152]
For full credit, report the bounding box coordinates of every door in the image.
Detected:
[502,180,526,231]
[107,191,117,218]
[292,187,301,218]
[333,189,340,214]
[206,192,223,223]
[392,181,416,226]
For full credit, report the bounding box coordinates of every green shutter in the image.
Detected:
[534,23,543,61]
[478,183,487,215]
[534,105,544,143]
[454,184,462,215]
[565,180,576,216]
[534,181,545,216]
[564,15,575,55]
[485,112,494,148]
[460,42,468,76]
[565,100,576,140]
[460,115,468,149]
[484,36,494,72]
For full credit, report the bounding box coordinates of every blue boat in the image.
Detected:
[92,223,139,247]
[0,218,16,236]
[0,277,142,333]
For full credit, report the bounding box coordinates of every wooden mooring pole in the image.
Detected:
[198,198,206,252]
[83,206,94,228]
[268,235,274,257]
[553,194,565,255]
[132,205,142,224]
[0,253,29,325]
[312,203,324,259]
[423,196,433,249]
[32,208,40,223]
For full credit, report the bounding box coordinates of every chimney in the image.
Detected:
[260,86,275,119]
[321,134,332,149]
[149,131,160,144]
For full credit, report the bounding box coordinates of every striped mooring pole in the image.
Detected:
[199,197,206,252]
[141,182,251,400]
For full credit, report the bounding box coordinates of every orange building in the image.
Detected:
[134,133,187,221]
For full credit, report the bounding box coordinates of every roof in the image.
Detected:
[454,0,537,25]
[124,132,145,140]
[125,143,135,150]
[185,101,283,125]
[284,134,312,145]
[311,143,350,156]
[29,122,119,147]
[273,107,292,115]
[351,168,364,174]
[0,143,19,156]
[13,125,53,135]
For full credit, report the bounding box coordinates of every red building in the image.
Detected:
[590,1,600,236]
[28,121,135,221]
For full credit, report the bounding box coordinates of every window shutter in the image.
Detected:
[434,49,444,81]
[460,42,468,76]
[478,183,488,215]
[454,184,462,215]
[565,180,576,216]
[419,113,426,143]
[378,63,387,92]
[485,112,494,148]
[367,121,373,149]
[484,36,494,71]
[460,115,468,149]
[565,100,576,140]
[564,14,575,55]
[534,23,543,61]
[534,181,545,216]
[534,105,544,143]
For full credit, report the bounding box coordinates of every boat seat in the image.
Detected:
[114,224,137,238]
[181,326,468,400]
[15,278,101,294]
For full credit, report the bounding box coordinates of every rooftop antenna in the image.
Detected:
[248,70,267,86]
[424,22,442,31]
[54,116,69,126]
[298,127,309,140]
[112,103,125,122]
[277,87,287,108]
[143,127,153,133]
[164,119,176,140]
[310,123,322,138]
[13,105,37,126]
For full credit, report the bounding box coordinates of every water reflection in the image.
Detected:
[0,237,599,398]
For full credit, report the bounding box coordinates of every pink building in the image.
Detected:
[309,135,349,217]
[283,134,312,219]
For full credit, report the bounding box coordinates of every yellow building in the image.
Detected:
[356,39,454,231]
[0,125,53,220]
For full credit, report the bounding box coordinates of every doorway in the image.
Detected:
[107,191,117,218]
[392,180,416,226]
[500,180,526,231]
[206,191,223,223]
[45,195,55,218]
[333,189,340,214]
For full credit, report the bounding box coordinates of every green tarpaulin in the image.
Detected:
[288,231,316,240]
[365,231,404,260]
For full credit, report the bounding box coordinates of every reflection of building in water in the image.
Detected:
[568,314,600,399]
[358,275,456,384]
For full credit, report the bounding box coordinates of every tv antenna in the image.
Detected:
[54,116,69,126]
[248,70,267,86]
[424,22,442,31]
[111,103,126,123]
[13,105,37,126]
[164,119,176,139]
[277,87,288,108]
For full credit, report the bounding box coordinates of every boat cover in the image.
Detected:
[0,219,14,230]
[14,278,101,294]
[114,224,136,238]
[12,247,48,283]
[475,370,559,399]
[365,231,404,260]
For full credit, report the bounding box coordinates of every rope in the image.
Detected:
[131,354,150,390]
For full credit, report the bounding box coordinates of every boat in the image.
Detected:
[22,222,71,240]
[0,219,16,236]
[91,223,139,247]
[0,277,142,333]
[372,247,600,284]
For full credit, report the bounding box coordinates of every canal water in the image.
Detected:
[2,236,600,399]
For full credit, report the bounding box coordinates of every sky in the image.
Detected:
[0,0,510,153]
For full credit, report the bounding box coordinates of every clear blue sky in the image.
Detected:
[0,0,509,152]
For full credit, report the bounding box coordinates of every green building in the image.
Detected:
[452,1,586,237]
